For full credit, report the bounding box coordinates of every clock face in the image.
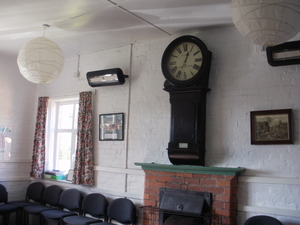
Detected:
[166,41,203,81]
[161,35,210,87]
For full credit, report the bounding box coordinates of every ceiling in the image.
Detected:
[0,0,233,58]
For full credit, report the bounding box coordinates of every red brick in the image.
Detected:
[193,173,210,179]
[157,175,171,182]
[215,194,237,203]
[144,193,150,200]
[180,184,188,190]
[188,185,207,192]
[207,186,225,194]
[157,171,176,176]
[144,200,157,207]
[184,177,199,185]
[176,172,193,177]
[225,175,237,181]
[149,194,159,201]
[212,200,223,209]
[216,179,232,187]
[145,187,159,195]
[145,180,150,187]
[224,202,237,211]
[224,187,238,195]
[211,174,225,180]
[145,174,157,181]
[149,181,166,188]
[166,183,181,189]
[200,179,216,186]
[170,176,184,183]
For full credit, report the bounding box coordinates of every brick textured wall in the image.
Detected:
[142,170,238,225]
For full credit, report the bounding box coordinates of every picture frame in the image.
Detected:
[66,169,74,181]
[99,113,124,141]
[250,109,293,145]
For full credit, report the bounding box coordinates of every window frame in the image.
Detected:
[45,96,79,172]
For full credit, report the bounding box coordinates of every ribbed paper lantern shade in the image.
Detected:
[17,37,64,84]
[231,0,300,46]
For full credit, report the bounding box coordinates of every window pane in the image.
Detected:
[74,103,79,129]
[56,132,71,171]
[58,104,74,129]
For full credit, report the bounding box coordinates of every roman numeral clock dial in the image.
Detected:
[161,35,212,166]
[161,35,211,87]
[167,43,203,81]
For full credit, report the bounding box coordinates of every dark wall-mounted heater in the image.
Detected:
[87,68,128,87]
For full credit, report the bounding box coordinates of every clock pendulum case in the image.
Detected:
[161,35,212,166]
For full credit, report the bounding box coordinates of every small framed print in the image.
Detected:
[66,169,74,181]
[250,109,293,145]
[99,113,124,141]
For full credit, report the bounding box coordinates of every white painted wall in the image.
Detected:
[0,25,299,225]
[0,53,36,203]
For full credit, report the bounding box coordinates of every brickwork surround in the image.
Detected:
[135,163,244,225]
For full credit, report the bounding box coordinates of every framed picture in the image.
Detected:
[66,169,74,181]
[99,113,124,141]
[250,109,293,145]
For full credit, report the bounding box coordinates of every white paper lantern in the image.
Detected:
[17,37,64,84]
[231,0,300,46]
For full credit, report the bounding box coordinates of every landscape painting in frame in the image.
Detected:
[250,109,293,145]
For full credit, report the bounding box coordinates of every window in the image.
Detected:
[46,97,79,172]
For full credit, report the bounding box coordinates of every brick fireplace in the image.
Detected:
[135,163,245,225]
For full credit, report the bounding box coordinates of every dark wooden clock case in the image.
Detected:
[163,50,212,166]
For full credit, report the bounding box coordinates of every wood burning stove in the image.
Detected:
[159,188,212,225]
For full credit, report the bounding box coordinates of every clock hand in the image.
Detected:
[181,52,189,69]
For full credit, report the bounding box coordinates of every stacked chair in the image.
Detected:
[0,184,19,225]
[63,193,108,225]
[23,185,63,225]
[41,188,82,225]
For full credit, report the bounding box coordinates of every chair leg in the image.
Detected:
[3,214,9,225]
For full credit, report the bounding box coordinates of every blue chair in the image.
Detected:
[24,185,63,225]
[41,188,83,225]
[0,184,19,225]
[9,182,45,224]
[101,198,136,225]
[244,215,283,225]
[63,193,108,225]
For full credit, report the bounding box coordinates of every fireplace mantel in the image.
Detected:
[134,162,245,176]
[136,162,245,225]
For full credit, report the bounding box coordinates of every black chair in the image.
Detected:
[244,215,283,225]
[100,198,136,225]
[63,193,108,225]
[0,184,19,225]
[41,188,83,225]
[24,185,63,225]
[9,182,45,224]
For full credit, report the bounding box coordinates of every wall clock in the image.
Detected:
[161,35,211,87]
[161,35,212,166]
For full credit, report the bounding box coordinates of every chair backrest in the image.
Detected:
[42,185,63,207]
[0,184,8,203]
[244,215,283,225]
[59,188,82,212]
[26,182,45,203]
[82,193,108,219]
[107,198,136,225]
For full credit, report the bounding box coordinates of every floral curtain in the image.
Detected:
[30,97,49,178]
[73,91,94,186]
